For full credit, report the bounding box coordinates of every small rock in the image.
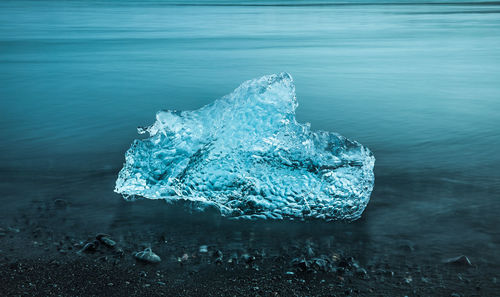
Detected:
[241,253,255,264]
[355,267,368,279]
[311,257,329,272]
[98,256,108,262]
[199,245,208,253]
[404,275,413,284]
[7,227,20,233]
[214,250,223,264]
[285,271,294,275]
[99,237,116,248]
[134,248,161,264]
[292,257,309,272]
[96,233,111,240]
[443,255,472,267]
[114,247,124,257]
[306,246,315,257]
[228,252,238,264]
[78,241,98,253]
[157,281,166,286]
[54,199,68,208]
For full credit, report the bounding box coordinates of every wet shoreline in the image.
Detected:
[1,172,499,296]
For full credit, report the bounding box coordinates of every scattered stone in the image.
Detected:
[311,257,330,272]
[306,246,315,257]
[227,252,238,264]
[7,227,20,233]
[214,250,223,264]
[53,199,68,208]
[98,256,108,262]
[93,233,117,248]
[355,267,368,279]
[443,255,472,267]
[99,237,116,248]
[96,233,111,240]
[404,274,413,284]
[241,253,255,264]
[285,271,295,275]
[291,254,366,275]
[180,253,189,262]
[114,247,124,257]
[199,245,208,253]
[77,241,99,254]
[157,281,166,286]
[134,248,161,264]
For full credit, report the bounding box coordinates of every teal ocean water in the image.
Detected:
[1,1,499,260]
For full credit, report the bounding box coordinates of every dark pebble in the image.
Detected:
[53,199,68,208]
[443,255,472,267]
[100,237,116,248]
[78,241,99,253]
[134,248,161,264]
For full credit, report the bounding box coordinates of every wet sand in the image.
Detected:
[0,171,498,296]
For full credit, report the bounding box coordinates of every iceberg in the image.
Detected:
[115,73,375,220]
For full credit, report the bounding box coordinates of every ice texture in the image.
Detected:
[115,73,375,220]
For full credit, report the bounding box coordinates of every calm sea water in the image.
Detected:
[1,1,500,258]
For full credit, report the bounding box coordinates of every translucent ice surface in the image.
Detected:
[115,73,375,220]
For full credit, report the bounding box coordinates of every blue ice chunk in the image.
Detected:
[115,73,375,220]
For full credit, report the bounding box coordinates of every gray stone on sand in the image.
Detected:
[98,236,116,248]
[134,247,161,264]
[443,255,472,267]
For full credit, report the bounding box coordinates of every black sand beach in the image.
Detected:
[1,171,498,296]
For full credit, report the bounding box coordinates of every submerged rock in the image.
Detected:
[214,250,223,264]
[443,255,473,267]
[134,248,161,264]
[53,199,68,208]
[77,241,99,254]
[96,234,116,248]
[115,73,375,220]
[100,237,116,248]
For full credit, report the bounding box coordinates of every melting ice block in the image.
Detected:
[115,73,375,220]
